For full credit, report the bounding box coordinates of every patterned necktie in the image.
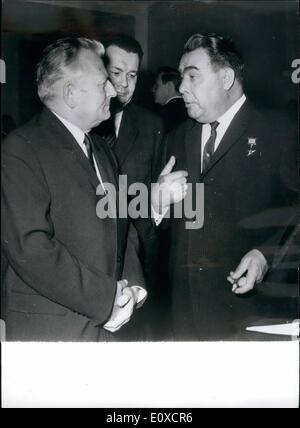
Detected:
[83,134,96,171]
[202,121,219,173]
[105,118,117,149]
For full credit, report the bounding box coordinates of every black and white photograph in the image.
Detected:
[1,0,299,409]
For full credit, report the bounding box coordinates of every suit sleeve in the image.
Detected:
[151,117,166,183]
[1,134,117,325]
[122,223,145,289]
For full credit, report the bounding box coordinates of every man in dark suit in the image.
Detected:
[1,37,146,341]
[152,66,188,132]
[94,35,165,338]
[152,33,298,340]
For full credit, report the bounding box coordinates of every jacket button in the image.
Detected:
[117,256,122,263]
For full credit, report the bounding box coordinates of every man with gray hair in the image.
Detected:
[2,37,147,341]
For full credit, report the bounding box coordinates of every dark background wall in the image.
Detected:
[2,0,299,129]
[147,1,299,112]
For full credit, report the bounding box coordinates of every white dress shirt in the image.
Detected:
[114,111,123,138]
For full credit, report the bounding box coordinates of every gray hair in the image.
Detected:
[36,37,105,104]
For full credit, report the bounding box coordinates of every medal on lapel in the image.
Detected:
[247,137,257,157]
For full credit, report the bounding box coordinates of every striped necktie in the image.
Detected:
[83,134,96,171]
[105,116,117,149]
[202,121,219,173]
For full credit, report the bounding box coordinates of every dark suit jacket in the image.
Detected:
[159,97,188,132]
[94,103,164,279]
[114,103,164,187]
[1,108,145,341]
[161,100,298,340]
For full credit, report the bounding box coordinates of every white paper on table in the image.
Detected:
[246,320,299,336]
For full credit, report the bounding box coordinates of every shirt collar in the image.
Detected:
[51,110,85,146]
[164,95,183,106]
[215,93,246,127]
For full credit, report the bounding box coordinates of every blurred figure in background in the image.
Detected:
[1,114,16,140]
[152,66,188,132]
[94,35,164,339]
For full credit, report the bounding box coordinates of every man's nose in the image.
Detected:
[119,74,129,88]
[179,80,186,95]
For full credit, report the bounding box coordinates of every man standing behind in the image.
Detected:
[152,66,188,132]
[2,38,146,341]
[94,36,164,334]
[152,33,298,340]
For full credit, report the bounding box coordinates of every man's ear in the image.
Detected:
[63,81,78,108]
[222,67,235,90]
[166,81,175,96]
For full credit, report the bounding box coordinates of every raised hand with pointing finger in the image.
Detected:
[151,156,188,214]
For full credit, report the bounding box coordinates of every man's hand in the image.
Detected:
[227,249,268,295]
[103,279,135,333]
[151,156,188,214]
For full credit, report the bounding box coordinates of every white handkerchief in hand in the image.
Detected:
[103,284,128,333]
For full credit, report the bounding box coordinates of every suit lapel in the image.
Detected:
[41,108,100,189]
[185,119,203,183]
[92,137,118,189]
[92,138,119,219]
[115,105,139,166]
[201,101,253,178]
[68,141,100,189]
[41,108,119,223]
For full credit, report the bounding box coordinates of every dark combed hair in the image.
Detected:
[36,37,104,103]
[184,33,244,82]
[157,66,182,92]
[104,34,144,65]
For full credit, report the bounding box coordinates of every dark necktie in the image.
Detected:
[105,117,117,149]
[202,121,219,173]
[83,133,96,171]
[105,99,125,148]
